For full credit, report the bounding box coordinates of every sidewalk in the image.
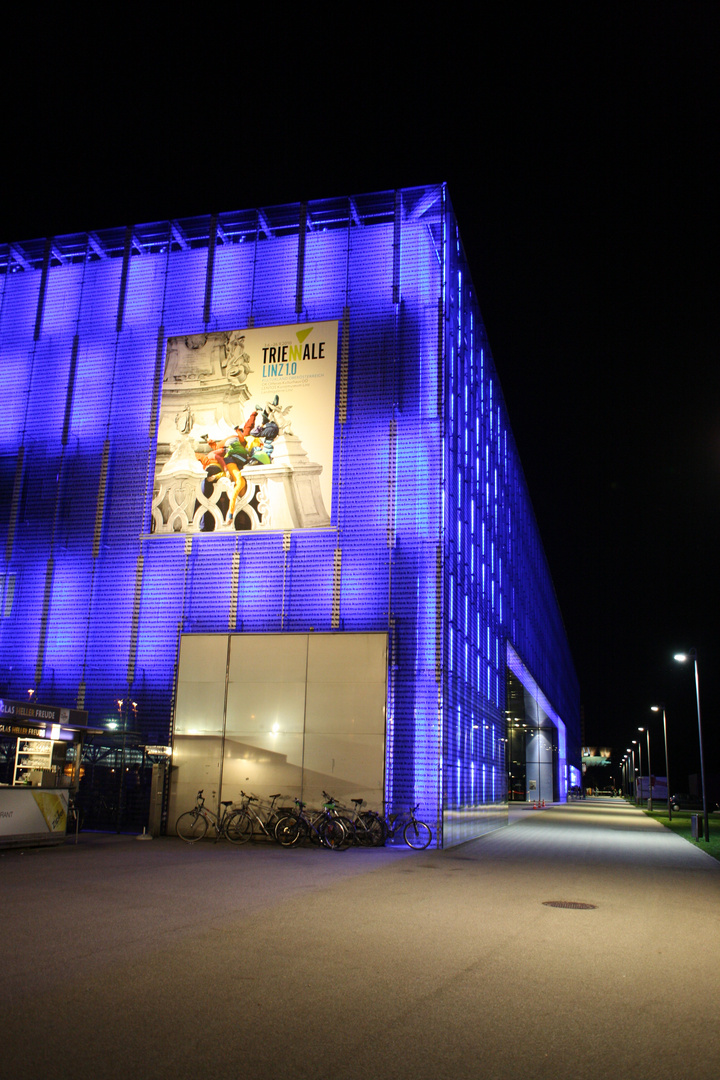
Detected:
[3,798,719,1080]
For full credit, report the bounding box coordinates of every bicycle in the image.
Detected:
[322,791,386,847]
[383,804,433,849]
[229,791,293,844]
[175,790,245,844]
[275,798,350,850]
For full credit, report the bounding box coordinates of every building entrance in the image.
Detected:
[506,659,564,803]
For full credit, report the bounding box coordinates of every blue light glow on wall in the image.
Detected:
[0,185,580,847]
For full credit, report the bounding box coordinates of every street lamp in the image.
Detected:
[629,745,637,804]
[639,726,652,810]
[633,738,643,805]
[674,649,709,842]
[626,751,634,803]
[651,705,671,821]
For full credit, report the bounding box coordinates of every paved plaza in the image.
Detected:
[3,798,719,1079]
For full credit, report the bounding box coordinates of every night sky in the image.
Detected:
[4,6,718,786]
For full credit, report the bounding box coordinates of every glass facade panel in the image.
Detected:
[167,631,387,822]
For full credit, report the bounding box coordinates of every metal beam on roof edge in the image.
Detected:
[9,244,31,270]
[171,222,188,250]
[257,210,273,238]
[88,233,107,259]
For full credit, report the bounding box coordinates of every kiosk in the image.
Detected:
[0,699,96,848]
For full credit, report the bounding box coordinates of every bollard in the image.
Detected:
[691,814,700,840]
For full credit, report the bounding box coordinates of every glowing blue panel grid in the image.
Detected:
[0,187,580,845]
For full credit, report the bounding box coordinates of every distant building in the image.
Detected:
[581,747,612,767]
[0,184,580,845]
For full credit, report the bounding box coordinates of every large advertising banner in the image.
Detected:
[151,321,338,534]
[0,788,68,845]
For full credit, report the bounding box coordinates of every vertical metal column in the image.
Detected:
[203,215,217,325]
[295,202,307,315]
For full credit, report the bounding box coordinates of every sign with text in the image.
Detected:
[0,700,88,733]
[152,322,338,533]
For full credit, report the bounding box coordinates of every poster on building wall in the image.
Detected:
[0,788,68,841]
[151,321,338,534]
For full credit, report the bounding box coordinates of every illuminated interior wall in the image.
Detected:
[169,631,388,825]
[0,185,580,847]
[506,643,569,805]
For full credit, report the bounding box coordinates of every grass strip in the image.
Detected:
[642,808,720,862]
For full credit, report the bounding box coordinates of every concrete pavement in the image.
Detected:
[3,797,719,1079]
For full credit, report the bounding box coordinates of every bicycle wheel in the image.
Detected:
[275,814,305,847]
[265,812,284,841]
[358,812,385,847]
[176,811,208,843]
[336,815,358,845]
[319,817,350,851]
[225,811,253,845]
[403,819,432,849]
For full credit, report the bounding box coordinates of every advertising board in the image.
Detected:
[0,788,68,846]
[151,321,338,533]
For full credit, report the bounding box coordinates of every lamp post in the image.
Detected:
[639,727,652,810]
[633,739,643,805]
[629,745,637,803]
[651,705,671,821]
[115,696,137,834]
[674,649,709,842]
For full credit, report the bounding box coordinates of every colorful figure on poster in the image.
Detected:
[224,427,250,468]
[194,395,292,525]
[221,426,252,524]
[196,435,228,479]
[222,462,248,525]
[247,420,279,465]
[249,404,269,436]
[266,395,293,436]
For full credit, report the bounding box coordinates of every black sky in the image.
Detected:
[3,4,718,784]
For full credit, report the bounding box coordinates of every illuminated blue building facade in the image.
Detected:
[0,184,580,845]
